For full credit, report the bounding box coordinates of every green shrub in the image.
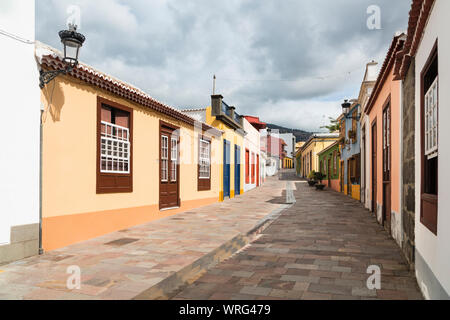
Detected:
[314,172,326,184]
[307,170,316,180]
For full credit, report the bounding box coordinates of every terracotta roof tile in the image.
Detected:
[365,34,405,114]
[395,0,436,80]
[35,42,222,136]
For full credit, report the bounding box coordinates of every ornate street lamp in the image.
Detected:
[341,99,351,114]
[341,99,361,121]
[39,24,86,88]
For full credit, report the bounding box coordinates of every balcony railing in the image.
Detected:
[222,101,232,117]
[233,110,241,124]
[211,95,243,130]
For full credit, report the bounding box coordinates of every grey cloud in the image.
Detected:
[37,0,410,132]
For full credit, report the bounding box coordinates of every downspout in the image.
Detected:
[39,106,44,255]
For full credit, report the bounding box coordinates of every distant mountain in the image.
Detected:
[266,123,312,142]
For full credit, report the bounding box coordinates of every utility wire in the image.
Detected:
[0,28,35,44]
[218,66,361,82]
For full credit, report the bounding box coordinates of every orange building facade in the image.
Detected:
[365,34,405,245]
[38,44,223,251]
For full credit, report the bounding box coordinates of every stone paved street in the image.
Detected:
[170,171,423,300]
[0,176,287,300]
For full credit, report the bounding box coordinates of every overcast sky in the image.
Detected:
[37,0,410,132]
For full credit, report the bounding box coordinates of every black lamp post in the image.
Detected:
[341,99,360,120]
[341,99,351,115]
[39,24,86,88]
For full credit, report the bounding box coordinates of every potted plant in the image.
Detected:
[348,130,356,140]
[307,170,317,187]
[314,172,326,191]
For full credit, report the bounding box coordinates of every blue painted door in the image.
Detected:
[223,140,231,198]
[235,145,241,195]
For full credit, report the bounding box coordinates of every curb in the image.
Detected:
[132,203,292,300]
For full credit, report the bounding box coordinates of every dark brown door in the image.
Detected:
[347,159,351,196]
[257,155,260,187]
[372,122,377,214]
[327,158,331,186]
[159,123,179,210]
[382,105,391,230]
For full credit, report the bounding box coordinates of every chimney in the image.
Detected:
[211,94,223,116]
[229,106,235,120]
[365,61,378,82]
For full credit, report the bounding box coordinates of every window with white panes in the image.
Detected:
[161,135,169,181]
[97,100,132,194]
[425,77,438,159]
[199,139,211,179]
[420,44,438,235]
[171,137,178,182]
[100,117,130,174]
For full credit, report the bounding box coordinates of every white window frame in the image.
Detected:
[199,139,211,179]
[425,77,438,159]
[171,137,178,182]
[161,135,169,182]
[100,121,130,174]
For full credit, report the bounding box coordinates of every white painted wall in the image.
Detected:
[181,109,206,123]
[0,0,40,244]
[279,133,295,159]
[243,118,261,192]
[361,115,371,210]
[260,151,267,183]
[414,0,450,297]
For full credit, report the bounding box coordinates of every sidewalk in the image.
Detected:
[0,175,288,300]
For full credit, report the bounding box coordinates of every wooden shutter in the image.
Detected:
[115,109,129,128]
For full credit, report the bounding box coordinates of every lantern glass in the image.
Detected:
[341,100,351,115]
[59,26,85,68]
[63,39,80,66]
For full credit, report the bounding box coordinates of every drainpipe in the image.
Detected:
[39,106,44,255]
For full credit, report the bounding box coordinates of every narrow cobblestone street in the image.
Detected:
[170,171,423,300]
[0,171,423,300]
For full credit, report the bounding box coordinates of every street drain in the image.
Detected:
[105,238,139,246]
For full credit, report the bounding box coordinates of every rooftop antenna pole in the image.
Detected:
[213,74,216,95]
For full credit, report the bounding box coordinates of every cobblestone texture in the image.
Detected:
[171,171,423,300]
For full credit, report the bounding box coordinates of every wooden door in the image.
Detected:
[371,122,377,214]
[159,123,179,210]
[340,160,344,192]
[235,145,241,195]
[328,158,331,186]
[245,149,250,184]
[383,105,391,230]
[257,155,260,187]
[223,140,231,198]
[251,153,255,184]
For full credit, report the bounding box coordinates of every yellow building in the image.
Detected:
[299,133,340,178]
[182,95,245,201]
[295,142,305,176]
[38,43,223,251]
[283,157,294,169]
[295,141,305,153]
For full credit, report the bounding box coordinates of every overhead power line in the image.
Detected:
[218,66,362,82]
[0,28,34,44]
